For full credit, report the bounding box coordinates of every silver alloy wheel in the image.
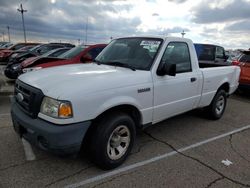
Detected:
[107,125,131,160]
[215,95,225,115]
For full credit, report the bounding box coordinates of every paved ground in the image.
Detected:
[0,72,250,188]
[0,65,14,94]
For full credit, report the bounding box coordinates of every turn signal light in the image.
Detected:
[232,61,241,66]
[58,103,73,118]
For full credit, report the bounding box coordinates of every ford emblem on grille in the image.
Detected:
[16,93,24,102]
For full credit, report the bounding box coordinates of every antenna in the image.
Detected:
[181,30,186,38]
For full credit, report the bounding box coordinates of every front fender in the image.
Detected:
[94,96,142,118]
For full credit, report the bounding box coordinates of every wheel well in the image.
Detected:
[218,83,229,93]
[94,105,142,128]
[80,105,142,152]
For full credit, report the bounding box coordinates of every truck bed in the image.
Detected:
[198,66,240,108]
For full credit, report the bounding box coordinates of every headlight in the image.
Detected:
[40,97,73,119]
[12,64,21,70]
[23,67,42,73]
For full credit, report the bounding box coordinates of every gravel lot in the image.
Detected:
[0,69,249,188]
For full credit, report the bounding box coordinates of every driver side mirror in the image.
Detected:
[157,63,176,76]
[80,54,92,63]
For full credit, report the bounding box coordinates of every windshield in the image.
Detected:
[58,45,87,59]
[95,37,162,70]
[239,54,250,63]
[29,45,43,52]
[9,44,26,51]
[41,49,58,57]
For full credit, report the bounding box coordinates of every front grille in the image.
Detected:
[14,80,44,118]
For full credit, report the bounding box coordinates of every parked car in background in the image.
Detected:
[49,42,75,48]
[22,44,106,73]
[0,42,40,51]
[4,45,40,61]
[4,47,72,79]
[34,47,71,58]
[232,50,250,91]
[0,42,13,49]
[194,43,229,67]
[0,42,9,47]
[225,50,243,65]
[22,47,72,67]
[226,54,237,65]
[6,43,73,66]
[12,46,70,64]
[0,43,40,62]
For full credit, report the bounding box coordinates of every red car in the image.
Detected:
[232,50,250,91]
[0,43,40,62]
[22,44,106,73]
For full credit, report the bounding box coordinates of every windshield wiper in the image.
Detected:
[103,61,136,71]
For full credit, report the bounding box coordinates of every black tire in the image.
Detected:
[89,112,136,170]
[206,90,227,120]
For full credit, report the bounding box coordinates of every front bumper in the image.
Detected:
[4,66,21,79]
[0,56,8,62]
[11,99,91,155]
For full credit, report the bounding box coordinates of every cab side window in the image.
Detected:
[215,46,224,59]
[198,45,215,61]
[161,42,192,73]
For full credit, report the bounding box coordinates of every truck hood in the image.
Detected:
[18,63,152,99]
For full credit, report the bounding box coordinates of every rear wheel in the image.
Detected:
[206,90,227,120]
[89,112,136,170]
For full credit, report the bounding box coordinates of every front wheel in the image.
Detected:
[206,90,227,120]
[89,113,136,170]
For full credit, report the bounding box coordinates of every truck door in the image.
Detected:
[153,42,202,123]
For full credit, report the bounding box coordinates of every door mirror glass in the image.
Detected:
[165,63,176,76]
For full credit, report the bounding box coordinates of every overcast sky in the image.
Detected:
[0,0,249,49]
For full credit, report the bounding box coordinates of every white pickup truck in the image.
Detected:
[11,36,240,169]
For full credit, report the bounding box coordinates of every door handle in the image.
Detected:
[190,77,197,82]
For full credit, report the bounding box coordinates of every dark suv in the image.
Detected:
[194,43,229,67]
